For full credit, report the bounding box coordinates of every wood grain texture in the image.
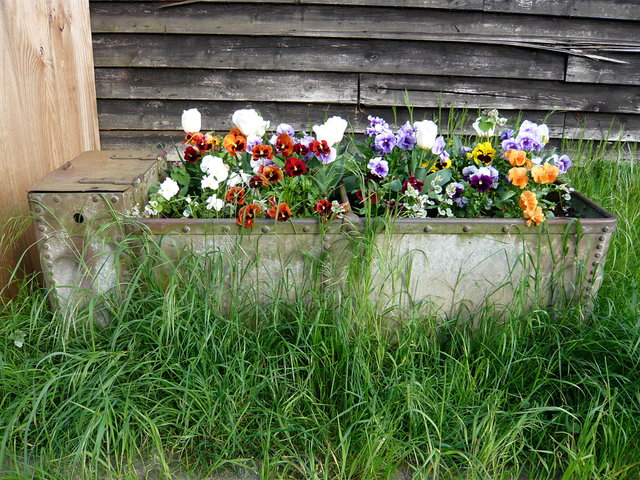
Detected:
[89,2,639,46]
[95,68,358,103]
[92,34,566,80]
[564,112,640,142]
[360,74,640,113]
[0,0,100,292]
[484,0,640,21]
[567,53,640,85]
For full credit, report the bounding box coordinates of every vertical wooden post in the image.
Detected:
[0,0,99,294]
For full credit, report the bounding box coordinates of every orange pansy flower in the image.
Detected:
[531,163,560,184]
[275,133,294,157]
[519,191,538,212]
[524,206,545,227]
[508,167,529,189]
[223,133,247,155]
[225,186,246,205]
[262,165,284,184]
[505,149,531,168]
[267,200,293,222]
[236,204,261,228]
[252,144,274,162]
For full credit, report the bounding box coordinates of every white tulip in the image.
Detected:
[312,116,348,146]
[537,124,549,144]
[414,120,438,150]
[181,108,201,133]
[157,177,179,201]
[232,109,270,137]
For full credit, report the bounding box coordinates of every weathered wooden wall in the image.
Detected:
[90,0,640,149]
[1,0,100,292]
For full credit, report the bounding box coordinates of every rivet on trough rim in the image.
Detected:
[595,252,602,258]
[303,225,311,233]
[133,177,141,186]
[602,226,610,232]
[43,243,50,251]
[34,206,43,213]
[182,226,190,233]
[596,244,604,250]
[62,161,72,170]
[463,225,471,233]
[261,226,271,233]
[502,225,510,233]
[38,224,46,232]
[592,261,599,266]
[92,195,100,203]
[323,242,331,250]
[46,261,53,269]
[109,195,119,204]
[43,252,51,259]
[222,225,231,233]
[116,236,123,242]
[423,225,432,233]
[599,235,606,241]
[53,195,61,203]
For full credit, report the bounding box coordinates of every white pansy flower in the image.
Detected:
[414,120,438,150]
[313,116,348,146]
[232,109,270,137]
[201,174,220,190]
[206,194,225,211]
[472,117,495,138]
[181,108,201,133]
[200,155,229,181]
[227,171,252,187]
[537,124,550,144]
[157,177,179,201]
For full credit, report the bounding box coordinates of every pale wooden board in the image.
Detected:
[567,53,640,85]
[89,2,638,45]
[0,0,100,292]
[95,68,358,103]
[360,74,640,113]
[484,0,640,21]
[92,34,565,80]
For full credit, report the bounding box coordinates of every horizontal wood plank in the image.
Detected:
[566,53,640,85]
[360,74,640,113]
[484,0,640,21]
[96,98,566,135]
[89,3,639,46]
[95,68,358,103]
[92,34,565,81]
[564,112,640,142]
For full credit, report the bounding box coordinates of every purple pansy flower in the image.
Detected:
[460,146,473,155]
[276,123,295,138]
[374,130,396,154]
[245,134,263,153]
[367,157,389,178]
[555,154,572,174]
[469,166,499,192]
[366,115,390,137]
[431,136,446,155]
[446,182,468,208]
[501,138,520,151]
[516,132,543,152]
[499,129,516,141]
[317,147,337,165]
[395,121,416,150]
[462,165,478,181]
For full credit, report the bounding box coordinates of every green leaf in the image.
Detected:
[425,168,452,189]
[387,179,403,192]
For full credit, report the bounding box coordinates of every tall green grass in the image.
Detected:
[1,139,639,479]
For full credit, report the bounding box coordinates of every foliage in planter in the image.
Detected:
[343,109,575,225]
[144,108,349,226]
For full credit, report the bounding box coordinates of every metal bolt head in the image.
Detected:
[323,242,331,250]
[602,226,610,232]
[92,195,100,203]
[52,195,61,203]
[44,252,51,259]
[222,225,231,233]
[46,261,53,269]
[261,226,271,233]
[599,235,606,241]
[38,225,46,232]
[34,206,43,214]
[181,226,190,233]
[595,252,602,258]
[109,195,119,204]
[133,178,141,187]
[43,243,50,251]
[303,225,311,233]
[463,225,471,233]
[596,244,604,250]
[423,225,432,233]
[502,225,510,233]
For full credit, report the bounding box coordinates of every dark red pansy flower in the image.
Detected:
[275,133,294,157]
[284,157,307,177]
[184,146,201,163]
[293,143,309,157]
[401,176,424,194]
[309,139,331,156]
[314,199,332,216]
[225,186,246,205]
[249,174,269,189]
[355,189,378,204]
[252,144,274,161]
[237,204,261,228]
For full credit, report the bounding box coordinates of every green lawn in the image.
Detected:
[1,140,639,479]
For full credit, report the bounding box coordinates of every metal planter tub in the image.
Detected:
[28,151,616,320]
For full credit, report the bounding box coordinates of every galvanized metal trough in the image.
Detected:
[28,151,617,320]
